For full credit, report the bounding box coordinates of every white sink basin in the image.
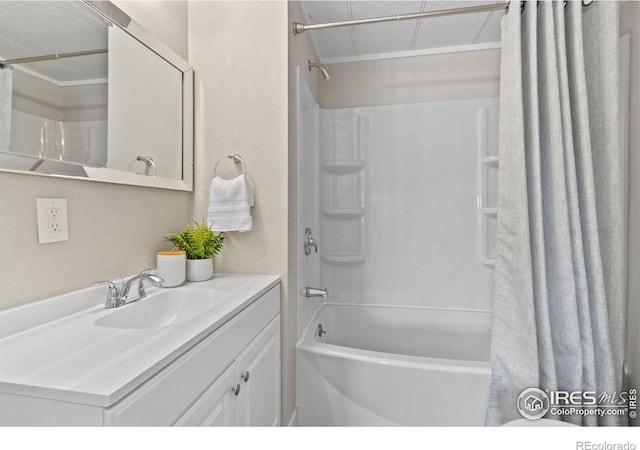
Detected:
[0,274,280,411]
[95,288,225,329]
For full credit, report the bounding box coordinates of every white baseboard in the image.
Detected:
[287,408,298,427]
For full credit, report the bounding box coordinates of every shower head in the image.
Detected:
[308,60,330,81]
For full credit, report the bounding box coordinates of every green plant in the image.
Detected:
[164,221,224,260]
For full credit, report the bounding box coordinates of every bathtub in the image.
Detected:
[296,303,492,426]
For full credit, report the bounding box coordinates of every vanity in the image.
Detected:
[0,274,281,426]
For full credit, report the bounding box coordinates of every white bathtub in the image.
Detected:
[296,303,492,426]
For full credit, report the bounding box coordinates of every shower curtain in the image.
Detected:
[0,66,12,151]
[487,1,625,426]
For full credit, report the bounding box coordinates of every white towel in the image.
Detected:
[0,67,13,151]
[207,174,254,232]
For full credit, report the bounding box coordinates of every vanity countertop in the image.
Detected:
[0,274,279,407]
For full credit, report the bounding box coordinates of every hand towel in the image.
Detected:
[207,174,254,232]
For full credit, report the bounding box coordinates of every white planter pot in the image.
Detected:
[186,258,213,282]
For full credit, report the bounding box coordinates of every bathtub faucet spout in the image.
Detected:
[304,287,328,298]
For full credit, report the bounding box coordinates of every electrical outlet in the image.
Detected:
[36,198,68,244]
[48,208,61,232]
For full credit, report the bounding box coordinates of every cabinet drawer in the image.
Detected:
[104,285,280,426]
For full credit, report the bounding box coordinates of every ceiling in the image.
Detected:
[0,1,109,84]
[298,0,505,63]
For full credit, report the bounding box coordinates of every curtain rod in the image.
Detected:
[293,1,595,35]
[0,48,108,68]
[293,3,509,35]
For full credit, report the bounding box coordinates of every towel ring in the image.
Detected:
[128,155,157,177]
[213,153,247,178]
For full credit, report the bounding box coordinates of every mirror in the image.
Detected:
[0,1,193,190]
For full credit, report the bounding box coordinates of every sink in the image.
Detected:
[94,288,225,329]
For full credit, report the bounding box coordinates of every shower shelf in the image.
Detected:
[322,254,366,264]
[322,161,365,174]
[480,257,496,267]
[478,208,497,267]
[480,156,499,165]
[322,208,365,219]
[477,106,498,268]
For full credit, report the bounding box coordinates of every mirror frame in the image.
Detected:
[0,1,193,191]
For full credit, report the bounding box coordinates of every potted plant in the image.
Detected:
[165,221,224,282]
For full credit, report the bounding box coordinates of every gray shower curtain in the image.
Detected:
[487,1,625,426]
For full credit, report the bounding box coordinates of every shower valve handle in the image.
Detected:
[304,228,318,255]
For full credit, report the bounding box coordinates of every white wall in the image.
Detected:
[12,70,63,121]
[12,70,108,123]
[189,0,290,424]
[306,49,501,312]
[319,48,501,109]
[319,98,498,311]
[61,83,108,122]
[0,1,191,310]
[107,26,182,179]
[111,0,188,61]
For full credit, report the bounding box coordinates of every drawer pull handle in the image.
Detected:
[242,371,250,382]
[232,384,241,396]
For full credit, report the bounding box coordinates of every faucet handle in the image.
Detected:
[94,280,117,292]
[93,281,121,308]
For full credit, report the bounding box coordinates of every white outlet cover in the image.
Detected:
[36,198,69,244]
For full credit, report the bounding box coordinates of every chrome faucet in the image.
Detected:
[95,269,164,309]
[304,287,328,298]
[304,228,318,256]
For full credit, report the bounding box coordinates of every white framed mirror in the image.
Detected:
[0,1,193,191]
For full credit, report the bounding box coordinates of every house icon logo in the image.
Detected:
[525,395,544,411]
[517,388,550,420]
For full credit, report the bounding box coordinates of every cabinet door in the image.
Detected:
[104,285,280,426]
[175,364,239,426]
[236,315,280,426]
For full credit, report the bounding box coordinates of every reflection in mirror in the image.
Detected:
[0,1,108,174]
[107,25,182,179]
[0,1,193,190]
